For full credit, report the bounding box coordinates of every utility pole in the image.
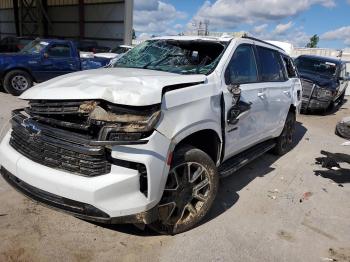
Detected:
[192,20,210,36]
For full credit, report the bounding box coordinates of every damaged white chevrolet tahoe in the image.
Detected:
[0,36,302,234]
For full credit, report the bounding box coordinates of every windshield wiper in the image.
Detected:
[142,53,184,69]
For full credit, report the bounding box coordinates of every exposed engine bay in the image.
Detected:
[23,100,161,144]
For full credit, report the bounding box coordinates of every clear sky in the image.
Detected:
[133,0,350,48]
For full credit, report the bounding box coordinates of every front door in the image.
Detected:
[38,43,80,82]
[223,44,269,161]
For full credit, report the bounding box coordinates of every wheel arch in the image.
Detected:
[173,129,222,165]
[3,67,36,83]
[289,104,296,114]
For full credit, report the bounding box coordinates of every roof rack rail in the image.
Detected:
[241,36,285,52]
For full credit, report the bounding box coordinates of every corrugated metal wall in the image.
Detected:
[0,0,15,38]
[0,0,133,47]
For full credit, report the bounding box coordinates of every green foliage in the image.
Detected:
[306,34,319,48]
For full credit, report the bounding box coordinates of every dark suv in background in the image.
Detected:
[295,55,349,112]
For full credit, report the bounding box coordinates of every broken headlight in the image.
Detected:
[315,87,333,100]
[94,108,161,142]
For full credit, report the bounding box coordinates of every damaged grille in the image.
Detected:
[10,111,111,177]
[301,79,315,99]
[27,100,84,115]
[9,100,160,177]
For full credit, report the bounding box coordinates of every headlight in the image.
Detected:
[96,110,161,142]
[78,101,161,143]
[315,87,333,100]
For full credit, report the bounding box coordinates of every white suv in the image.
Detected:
[0,36,301,234]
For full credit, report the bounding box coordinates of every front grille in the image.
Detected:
[10,112,111,177]
[28,100,89,115]
[301,79,314,99]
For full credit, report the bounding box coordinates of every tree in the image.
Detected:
[306,34,319,48]
[132,29,136,40]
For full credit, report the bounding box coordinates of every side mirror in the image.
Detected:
[227,84,241,105]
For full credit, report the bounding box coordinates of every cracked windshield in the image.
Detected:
[113,39,226,75]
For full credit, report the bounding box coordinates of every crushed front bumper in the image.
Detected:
[301,98,332,111]
[0,128,171,222]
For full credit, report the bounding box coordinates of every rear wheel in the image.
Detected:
[3,70,33,96]
[149,145,219,235]
[273,111,296,156]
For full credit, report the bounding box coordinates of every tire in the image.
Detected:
[149,145,219,235]
[3,70,33,96]
[273,111,296,156]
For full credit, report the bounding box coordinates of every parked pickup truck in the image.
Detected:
[0,36,302,235]
[295,55,349,112]
[0,39,111,95]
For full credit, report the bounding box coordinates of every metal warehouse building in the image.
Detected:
[0,0,134,47]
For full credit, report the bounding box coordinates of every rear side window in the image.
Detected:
[225,44,258,84]
[256,46,285,82]
[282,56,297,78]
[47,44,71,58]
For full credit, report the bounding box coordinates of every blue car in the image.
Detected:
[0,39,111,95]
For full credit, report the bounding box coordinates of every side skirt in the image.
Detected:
[218,140,276,178]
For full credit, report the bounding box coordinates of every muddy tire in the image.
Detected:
[273,111,296,156]
[149,145,219,235]
[3,70,33,96]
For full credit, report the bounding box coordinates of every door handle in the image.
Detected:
[258,92,266,98]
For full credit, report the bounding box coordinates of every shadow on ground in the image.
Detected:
[86,122,307,236]
[314,150,350,184]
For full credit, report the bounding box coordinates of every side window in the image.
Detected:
[282,56,297,78]
[256,46,285,82]
[225,45,258,85]
[47,44,71,58]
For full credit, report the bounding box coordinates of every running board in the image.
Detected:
[218,140,276,178]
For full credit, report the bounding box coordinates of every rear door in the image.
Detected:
[282,55,302,112]
[40,43,80,81]
[254,46,292,136]
[223,44,269,160]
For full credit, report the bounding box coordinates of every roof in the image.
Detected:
[152,35,234,42]
[150,35,287,54]
[297,54,344,65]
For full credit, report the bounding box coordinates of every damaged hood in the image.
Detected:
[20,68,207,106]
[299,71,337,90]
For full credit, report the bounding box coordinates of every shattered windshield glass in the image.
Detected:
[113,40,226,75]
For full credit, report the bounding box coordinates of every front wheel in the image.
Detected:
[273,111,296,156]
[149,145,219,235]
[3,70,33,96]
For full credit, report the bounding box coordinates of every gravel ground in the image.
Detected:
[0,91,349,262]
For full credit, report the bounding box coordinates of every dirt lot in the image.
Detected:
[0,91,349,262]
